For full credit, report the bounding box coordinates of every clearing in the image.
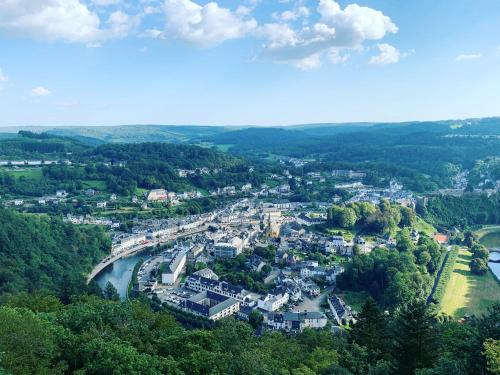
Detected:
[440,248,500,317]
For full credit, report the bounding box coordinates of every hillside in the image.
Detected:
[0,208,110,300]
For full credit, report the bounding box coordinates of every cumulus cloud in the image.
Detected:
[259,0,398,69]
[163,0,257,47]
[455,53,482,61]
[272,6,310,22]
[369,43,400,65]
[92,0,122,6]
[30,86,51,97]
[0,0,135,43]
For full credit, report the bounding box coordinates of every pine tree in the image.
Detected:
[351,298,390,361]
[104,281,120,301]
[394,300,438,375]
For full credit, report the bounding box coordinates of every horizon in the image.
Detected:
[1,115,499,131]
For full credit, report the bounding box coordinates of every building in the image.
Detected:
[161,251,187,285]
[213,237,243,258]
[147,189,169,201]
[246,254,266,272]
[268,311,327,332]
[96,201,107,208]
[257,289,289,312]
[192,268,219,280]
[328,294,354,325]
[185,274,250,303]
[183,291,240,320]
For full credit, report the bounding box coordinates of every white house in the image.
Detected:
[257,289,289,312]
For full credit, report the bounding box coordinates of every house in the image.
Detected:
[192,268,219,280]
[268,311,327,332]
[237,306,255,321]
[187,245,204,263]
[110,194,117,201]
[257,289,289,312]
[300,266,326,279]
[96,201,107,208]
[411,229,420,244]
[161,250,187,285]
[246,254,266,272]
[213,237,243,258]
[147,189,168,201]
[56,190,67,197]
[13,199,23,206]
[183,291,240,321]
[241,183,252,192]
[328,294,354,325]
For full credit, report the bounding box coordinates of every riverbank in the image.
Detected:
[440,248,500,317]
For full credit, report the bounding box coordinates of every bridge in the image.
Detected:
[86,225,209,283]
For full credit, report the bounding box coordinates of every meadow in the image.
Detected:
[440,248,500,317]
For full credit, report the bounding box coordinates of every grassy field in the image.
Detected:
[440,248,500,317]
[5,168,44,180]
[337,290,370,313]
[81,180,107,190]
[415,217,437,237]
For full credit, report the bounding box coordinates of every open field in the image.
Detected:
[5,168,44,180]
[81,179,107,190]
[416,217,437,237]
[440,248,500,317]
[337,290,370,313]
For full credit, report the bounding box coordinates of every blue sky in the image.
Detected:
[0,0,499,126]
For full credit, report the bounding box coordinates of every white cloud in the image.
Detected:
[92,0,122,6]
[0,0,135,43]
[30,86,51,97]
[163,0,257,47]
[272,6,310,22]
[0,68,7,84]
[455,53,482,61]
[259,0,398,69]
[291,53,322,70]
[369,43,400,65]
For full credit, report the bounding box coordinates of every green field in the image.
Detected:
[5,168,44,180]
[82,180,107,190]
[337,290,370,313]
[440,248,500,317]
[415,217,437,237]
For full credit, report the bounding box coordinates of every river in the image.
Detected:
[489,251,500,280]
[95,254,149,300]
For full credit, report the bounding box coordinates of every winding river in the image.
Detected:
[489,252,500,280]
[95,254,150,300]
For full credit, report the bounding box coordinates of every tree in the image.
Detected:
[483,338,500,375]
[104,282,120,301]
[249,310,264,329]
[394,300,438,375]
[350,298,390,361]
[470,258,488,275]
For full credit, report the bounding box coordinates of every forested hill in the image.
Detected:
[0,131,90,159]
[0,209,110,301]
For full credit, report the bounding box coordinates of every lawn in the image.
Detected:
[6,168,44,180]
[337,290,370,313]
[440,248,500,317]
[415,217,436,237]
[82,180,107,190]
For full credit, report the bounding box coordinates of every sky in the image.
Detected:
[0,0,499,127]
